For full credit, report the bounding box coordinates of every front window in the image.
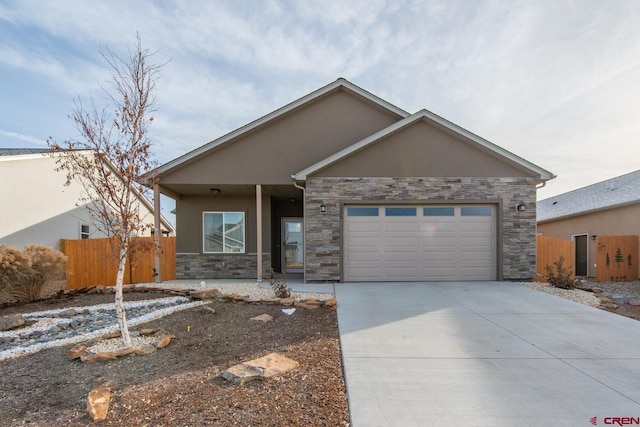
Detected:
[203,212,245,253]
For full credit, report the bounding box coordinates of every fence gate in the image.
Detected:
[595,235,639,282]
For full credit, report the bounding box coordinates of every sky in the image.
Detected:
[2,0,640,217]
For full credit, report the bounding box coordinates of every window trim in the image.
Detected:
[80,224,90,239]
[202,211,246,254]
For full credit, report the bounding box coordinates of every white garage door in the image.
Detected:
[344,205,496,281]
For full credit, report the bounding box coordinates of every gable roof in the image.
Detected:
[294,109,555,182]
[537,169,640,222]
[155,78,409,176]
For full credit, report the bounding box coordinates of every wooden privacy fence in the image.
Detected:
[595,235,639,282]
[536,235,573,281]
[60,237,176,289]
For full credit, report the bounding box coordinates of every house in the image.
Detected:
[0,148,174,250]
[151,78,553,282]
[537,169,640,278]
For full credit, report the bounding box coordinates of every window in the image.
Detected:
[461,207,492,216]
[424,207,454,216]
[347,207,379,216]
[80,224,90,239]
[385,207,416,216]
[203,212,245,253]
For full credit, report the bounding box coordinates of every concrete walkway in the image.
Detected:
[335,281,640,427]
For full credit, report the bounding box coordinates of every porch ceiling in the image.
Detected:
[160,183,303,199]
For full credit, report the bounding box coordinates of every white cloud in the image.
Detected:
[0,129,47,146]
[2,0,640,199]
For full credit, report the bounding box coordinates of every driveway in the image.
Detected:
[335,281,640,427]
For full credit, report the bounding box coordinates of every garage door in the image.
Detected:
[344,205,496,281]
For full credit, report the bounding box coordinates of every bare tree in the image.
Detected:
[48,34,164,347]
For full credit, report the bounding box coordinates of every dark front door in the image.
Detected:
[574,235,588,276]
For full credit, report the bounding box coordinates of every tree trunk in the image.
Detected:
[115,239,132,347]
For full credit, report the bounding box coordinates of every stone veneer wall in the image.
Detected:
[304,177,537,282]
[176,253,272,280]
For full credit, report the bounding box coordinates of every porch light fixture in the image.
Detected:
[209,188,221,194]
[516,201,526,212]
[319,204,327,213]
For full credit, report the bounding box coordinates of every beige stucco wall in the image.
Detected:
[0,153,159,250]
[318,121,533,178]
[160,89,402,186]
[537,203,640,277]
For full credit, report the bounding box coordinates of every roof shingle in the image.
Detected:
[537,170,640,222]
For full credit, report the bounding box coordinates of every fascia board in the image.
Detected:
[295,109,555,182]
[154,78,409,176]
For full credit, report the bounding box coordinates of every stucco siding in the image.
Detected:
[318,121,534,178]
[0,154,158,250]
[305,176,537,282]
[537,203,640,277]
[159,90,401,186]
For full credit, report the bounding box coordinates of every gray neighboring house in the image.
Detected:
[0,148,174,250]
[152,78,554,282]
[537,169,640,278]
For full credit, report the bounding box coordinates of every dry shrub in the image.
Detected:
[0,244,66,304]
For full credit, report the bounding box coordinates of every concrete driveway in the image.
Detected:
[335,281,640,427]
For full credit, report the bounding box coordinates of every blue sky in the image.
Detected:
[2,0,640,207]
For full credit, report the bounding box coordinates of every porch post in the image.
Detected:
[153,183,162,283]
[256,184,263,282]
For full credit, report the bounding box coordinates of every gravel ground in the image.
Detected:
[519,281,602,306]
[519,278,640,307]
[136,280,334,302]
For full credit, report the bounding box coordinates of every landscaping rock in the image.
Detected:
[0,314,25,331]
[250,313,273,322]
[189,288,221,300]
[221,352,299,385]
[87,382,112,422]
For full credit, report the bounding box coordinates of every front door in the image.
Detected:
[282,218,303,273]
[574,234,588,276]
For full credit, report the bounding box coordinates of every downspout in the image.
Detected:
[292,176,306,282]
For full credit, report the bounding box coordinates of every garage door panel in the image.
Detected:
[345,267,383,280]
[461,236,494,246]
[346,252,381,262]
[347,236,381,247]
[422,237,456,247]
[385,237,418,247]
[344,205,496,281]
[419,222,456,233]
[384,222,419,232]
[385,252,419,262]
[346,222,381,233]
[422,251,456,262]
[385,267,419,279]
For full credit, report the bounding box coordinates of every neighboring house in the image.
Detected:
[537,169,640,278]
[151,78,553,282]
[0,148,174,250]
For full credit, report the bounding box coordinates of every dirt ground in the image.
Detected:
[2,281,640,426]
[0,292,349,426]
